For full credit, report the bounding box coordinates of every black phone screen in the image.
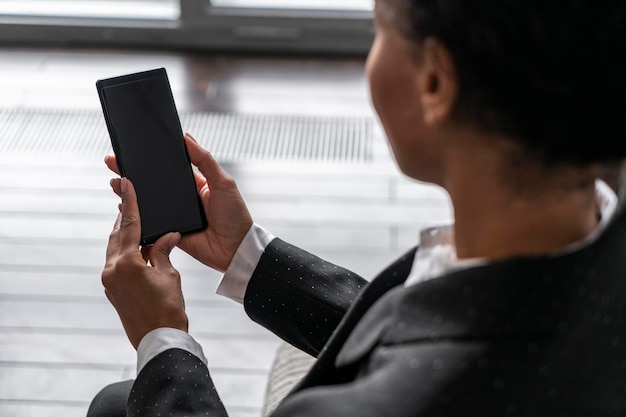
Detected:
[97,68,206,245]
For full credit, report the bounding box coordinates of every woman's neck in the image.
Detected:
[442,136,599,260]
[451,187,598,260]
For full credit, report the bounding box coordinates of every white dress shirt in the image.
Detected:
[135,180,618,374]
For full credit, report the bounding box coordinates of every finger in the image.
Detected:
[110,178,122,197]
[192,170,210,199]
[148,232,181,270]
[192,169,208,191]
[119,178,142,250]
[104,213,122,268]
[183,135,209,193]
[104,155,121,175]
[184,133,231,184]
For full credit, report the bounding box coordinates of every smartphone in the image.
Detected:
[96,67,207,246]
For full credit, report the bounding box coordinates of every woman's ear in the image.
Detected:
[416,38,458,126]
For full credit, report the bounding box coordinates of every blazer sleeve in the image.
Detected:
[243,238,368,357]
[128,348,228,417]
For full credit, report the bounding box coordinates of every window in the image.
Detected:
[212,0,372,11]
[0,0,179,20]
[0,0,374,54]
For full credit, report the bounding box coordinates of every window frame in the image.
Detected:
[0,0,374,55]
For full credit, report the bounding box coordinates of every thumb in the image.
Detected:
[149,232,181,270]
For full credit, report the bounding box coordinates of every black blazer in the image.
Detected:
[129,206,626,416]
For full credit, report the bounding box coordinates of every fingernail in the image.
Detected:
[121,178,128,193]
[186,133,197,143]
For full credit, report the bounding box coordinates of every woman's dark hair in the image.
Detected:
[393,0,625,165]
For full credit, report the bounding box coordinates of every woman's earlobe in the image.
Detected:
[422,101,450,126]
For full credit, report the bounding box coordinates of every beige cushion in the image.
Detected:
[262,342,316,417]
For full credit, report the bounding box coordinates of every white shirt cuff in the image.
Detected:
[216,223,275,304]
[136,327,207,375]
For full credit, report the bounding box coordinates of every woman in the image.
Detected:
[90,0,626,415]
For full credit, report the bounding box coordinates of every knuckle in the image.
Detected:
[159,263,179,279]
[120,215,138,230]
[215,174,236,190]
[117,251,139,269]
[101,268,114,288]
[102,252,140,288]
[223,175,237,188]
[198,157,213,175]
[156,245,170,258]
[166,266,180,280]
[201,149,213,160]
